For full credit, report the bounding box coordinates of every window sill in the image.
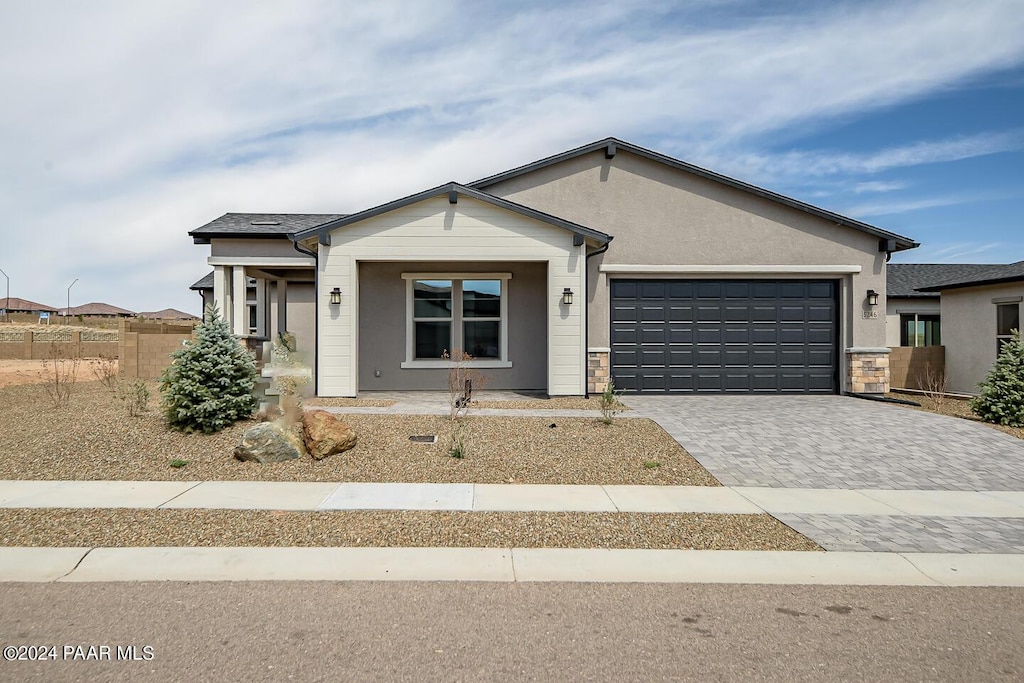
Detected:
[401,360,513,369]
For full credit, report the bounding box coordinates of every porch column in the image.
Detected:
[276,279,288,336]
[232,266,247,336]
[255,278,268,338]
[212,266,230,322]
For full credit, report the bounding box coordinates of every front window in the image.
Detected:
[403,273,511,368]
[997,303,1020,354]
[899,313,941,347]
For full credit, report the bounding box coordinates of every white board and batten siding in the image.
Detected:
[317,195,586,396]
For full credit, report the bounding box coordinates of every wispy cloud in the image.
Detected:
[1,0,1023,310]
[854,181,908,194]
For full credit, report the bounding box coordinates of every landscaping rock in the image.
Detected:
[301,409,358,460]
[234,422,307,463]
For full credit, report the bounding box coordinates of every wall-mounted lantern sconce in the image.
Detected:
[329,287,342,305]
[866,289,879,307]
[562,288,574,305]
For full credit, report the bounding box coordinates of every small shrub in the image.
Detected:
[160,305,257,433]
[169,459,188,468]
[971,329,1024,427]
[89,354,119,390]
[41,343,81,410]
[115,378,150,417]
[643,460,661,469]
[598,380,624,425]
[443,349,487,458]
[917,362,949,407]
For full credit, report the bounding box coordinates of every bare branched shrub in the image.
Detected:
[115,378,150,417]
[88,354,119,390]
[917,362,949,407]
[41,342,82,410]
[443,349,488,458]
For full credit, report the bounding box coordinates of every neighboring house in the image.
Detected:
[916,261,1024,395]
[136,308,200,321]
[2,297,59,314]
[189,137,919,397]
[59,302,135,317]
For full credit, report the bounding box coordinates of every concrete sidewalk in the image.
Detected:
[2,480,1023,516]
[2,546,1024,586]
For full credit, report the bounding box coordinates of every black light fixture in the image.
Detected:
[562,288,574,305]
[329,287,342,305]
[866,289,879,306]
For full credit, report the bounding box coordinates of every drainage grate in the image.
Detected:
[409,435,437,443]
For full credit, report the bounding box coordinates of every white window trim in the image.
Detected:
[401,272,512,369]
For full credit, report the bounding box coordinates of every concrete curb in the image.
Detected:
[3,547,1024,586]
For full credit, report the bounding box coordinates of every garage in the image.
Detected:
[610,279,838,393]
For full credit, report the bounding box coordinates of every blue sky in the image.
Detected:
[0,0,1022,314]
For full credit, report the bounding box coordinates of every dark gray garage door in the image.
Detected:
[610,279,837,393]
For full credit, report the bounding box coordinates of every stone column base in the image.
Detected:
[846,347,890,394]
[587,349,610,394]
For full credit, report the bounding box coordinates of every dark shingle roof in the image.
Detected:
[916,260,1024,292]
[887,263,999,298]
[189,213,344,240]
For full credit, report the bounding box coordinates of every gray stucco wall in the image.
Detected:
[357,261,548,391]
[941,282,1024,394]
[485,149,889,350]
[210,238,312,259]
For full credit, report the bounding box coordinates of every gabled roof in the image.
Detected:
[887,263,997,298]
[59,302,135,317]
[917,260,1024,292]
[137,308,199,320]
[1,297,58,312]
[293,182,613,245]
[189,213,344,243]
[470,137,919,252]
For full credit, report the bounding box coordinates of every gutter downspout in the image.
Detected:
[292,237,319,396]
[583,241,611,399]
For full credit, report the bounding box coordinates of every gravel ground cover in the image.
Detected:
[305,397,397,408]
[471,397,629,411]
[889,391,1024,440]
[0,381,716,485]
[0,509,818,550]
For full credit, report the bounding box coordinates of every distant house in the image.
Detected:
[136,308,200,321]
[2,297,59,314]
[916,261,1024,395]
[59,302,135,318]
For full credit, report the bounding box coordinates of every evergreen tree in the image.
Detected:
[160,305,257,433]
[971,329,1024,427]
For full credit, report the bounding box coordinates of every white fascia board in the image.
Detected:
[599,264,863,274]
[208,257,315,267]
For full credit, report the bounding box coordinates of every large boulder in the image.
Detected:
[301,410,357,460]
[234,421,307,463]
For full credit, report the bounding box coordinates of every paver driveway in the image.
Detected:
[622,395,1024,491]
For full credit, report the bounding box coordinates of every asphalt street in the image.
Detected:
[1,582,1021,682]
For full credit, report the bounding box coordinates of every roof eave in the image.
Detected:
[918,275,1024,292]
